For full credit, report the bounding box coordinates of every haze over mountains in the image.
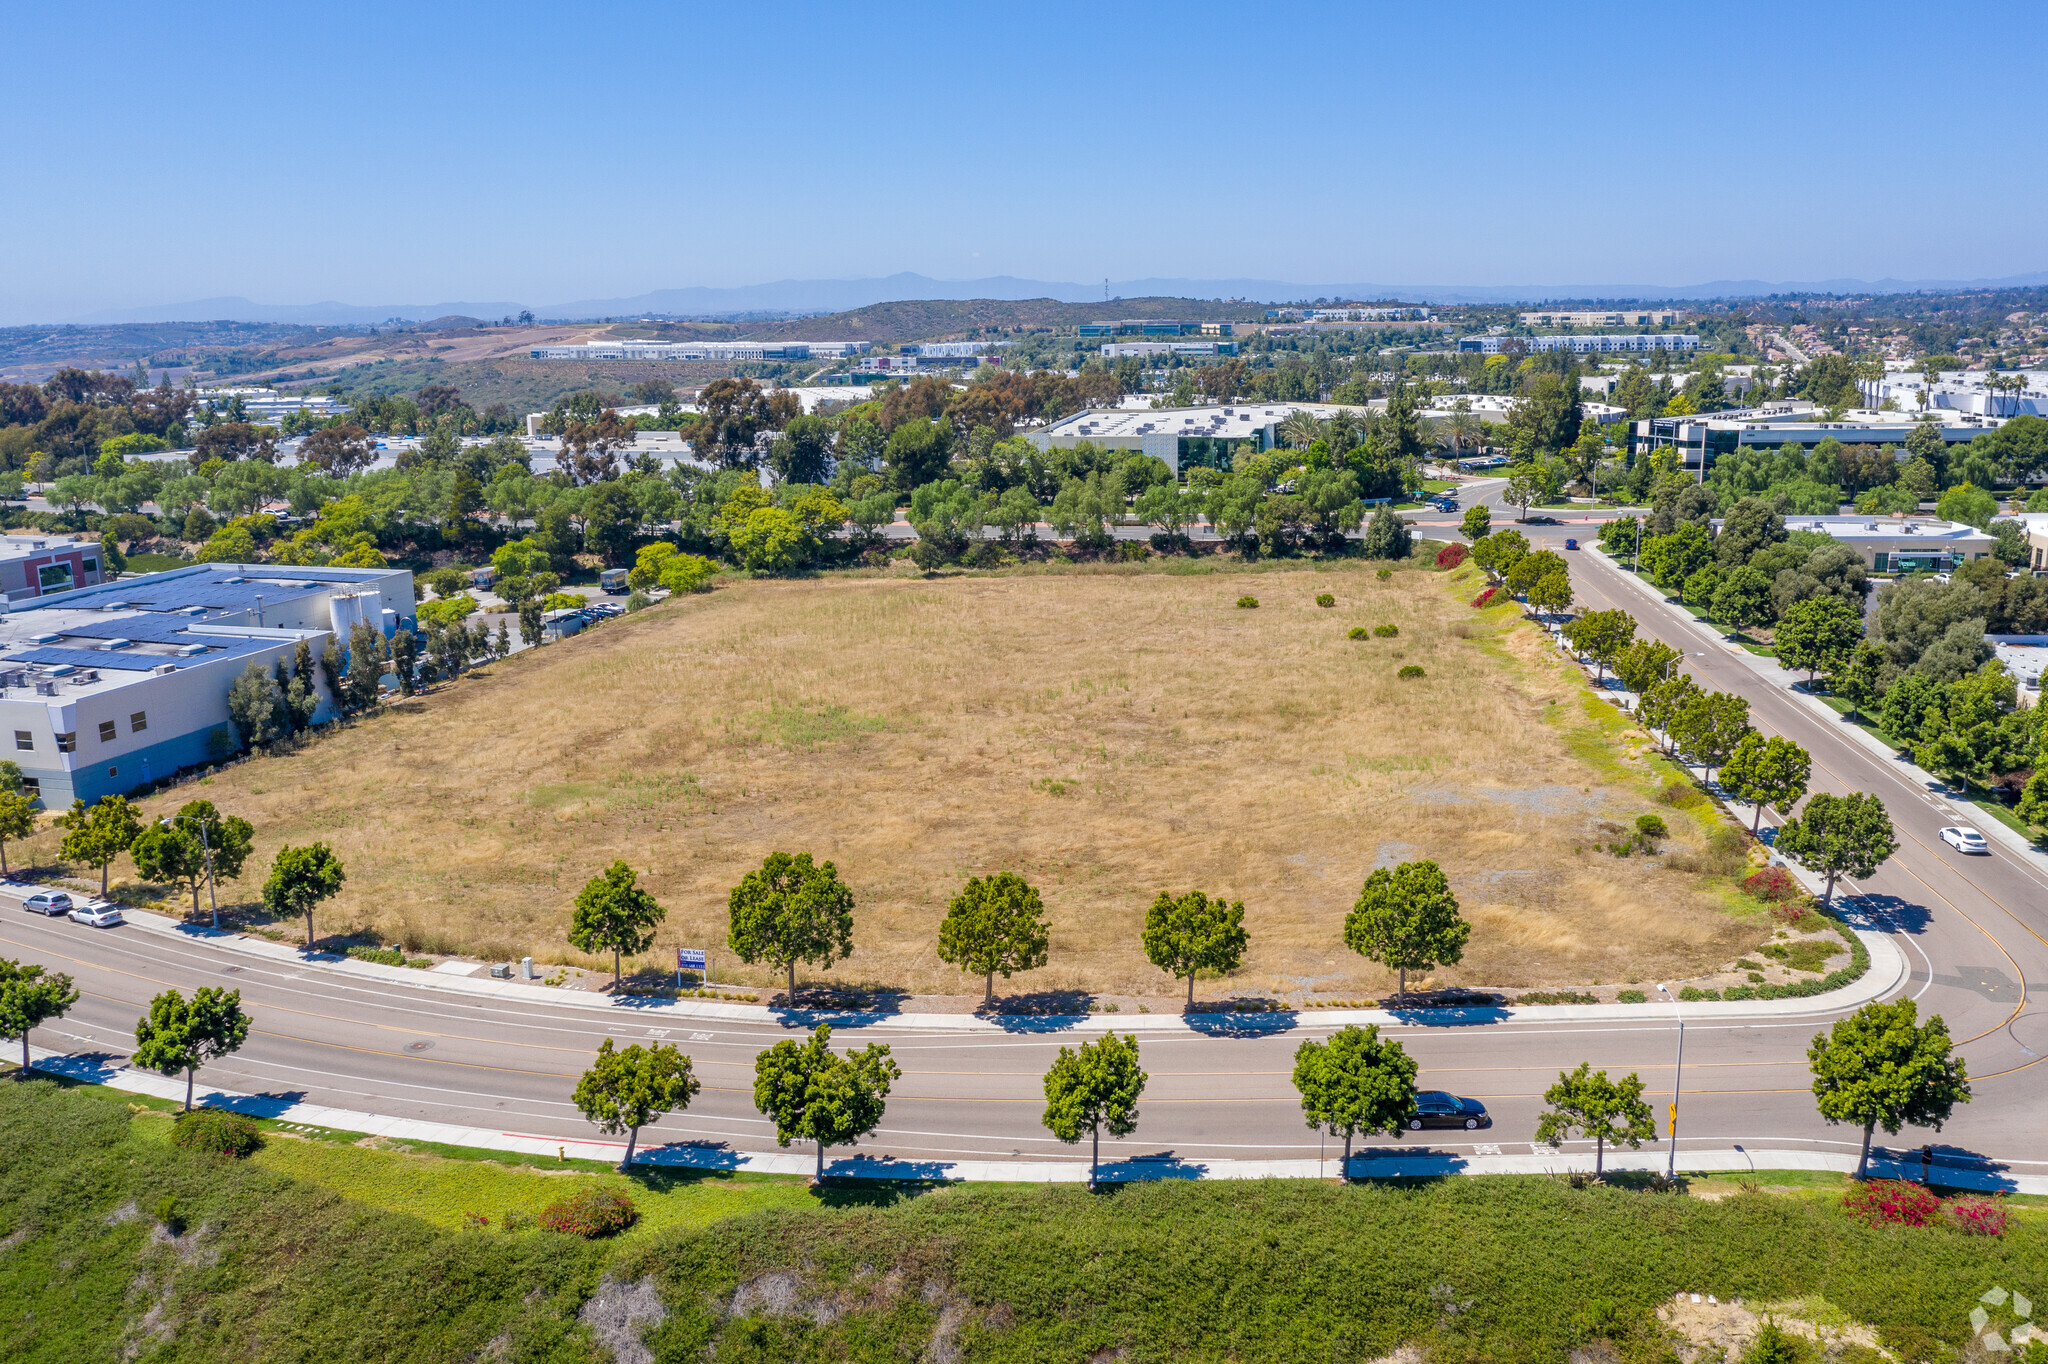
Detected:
[61,269,2048,327]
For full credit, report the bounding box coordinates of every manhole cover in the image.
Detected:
[221,966,243,974]
[404,1040,434,1054]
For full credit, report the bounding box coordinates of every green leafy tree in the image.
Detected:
[1809,998,1969,1178]
[0,959,77,1073]
[1719,733,1811,834]
[1826,641,1887,720]
[1775,595,1864,686]
[1637,673,1700,753]
[58,795,142,894]
[573,1037,700,1170]
[0,791,36,875]
[1344,860,1468,1005]
[752,1023,899,1181]
[1142,890,1249,1006]
[1709,565,1775,631]
[1459,504,1490,541]
[569,861,667,990]
[1291,1023,1418,1168]
[1612,638,1681,695]
[1934,482,1998,530]
[1469,529,1528,582]
[936,872,1050,1004]
[1527,569,1573,621]
[1775,792,1896,907]
[261,842,345,947]
[1562,609,1635,682]
[129,800,254,917]
[1670,690,1751,784]
[1534,1062,1657,1178]
[1041,1032,1146,1187]
[1358,505,1411,560]
[226,660,287,748]
[727,851,856,1001]
[1504,548,1566,597]
[132,986,250,1110]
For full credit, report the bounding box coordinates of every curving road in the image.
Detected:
[3,490,2044,1185]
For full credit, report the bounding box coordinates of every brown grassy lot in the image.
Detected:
[53,559,1766,1000]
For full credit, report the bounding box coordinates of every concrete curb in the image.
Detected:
[31,1044,2042,1192]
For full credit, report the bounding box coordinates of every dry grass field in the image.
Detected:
[68,560,1766,1000]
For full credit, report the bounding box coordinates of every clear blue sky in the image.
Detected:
[5,0,2044,321]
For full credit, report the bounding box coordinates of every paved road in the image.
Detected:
[3,492,2043,1180]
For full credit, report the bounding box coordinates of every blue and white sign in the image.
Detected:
[677,947,707,971]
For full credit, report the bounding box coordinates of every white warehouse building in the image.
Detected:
[0,563,415,807]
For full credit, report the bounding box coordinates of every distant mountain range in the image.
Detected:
[62,268,2048,326]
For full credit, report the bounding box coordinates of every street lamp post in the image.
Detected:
[1656,983,1685,1179]
[161,814,218,930]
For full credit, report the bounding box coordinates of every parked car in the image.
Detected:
[21,892,72,916]
[1431,498,1460,512]
[1564,538,1579,551]
[1521,514,1560,526]
[68,903,124,928]
[1939,826,1989,854]
[1408,1091,1491,1130]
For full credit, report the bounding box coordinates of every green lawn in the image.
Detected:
[4,1079,2043,1364]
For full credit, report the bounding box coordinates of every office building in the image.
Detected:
[0,563,415,806]
[527,339,870,362]
[1028,405,1301,474]
[1631,406,2019,470]
[1099,341,1238,358]
[1857,369,2048,419]
[1518,310,1680,328]
[0,535,109,601]
[1459,334,1698,355]
[1754,515,1994,573]
[194,387,352,423]
[1076,320,1233,338]
[903,342,1017,358]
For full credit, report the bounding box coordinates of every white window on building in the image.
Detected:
[13,731,30,751]
[130,711,147,733]
[54,732,75,753]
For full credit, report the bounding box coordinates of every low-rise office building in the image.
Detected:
[0,535,108,601]
[1768,515,1993,573]
[528,339,869,362]
[1631,407,2017,470]
[1099,341,1238,358]
[1460,334,1698,355]
[1857,369,2048,418]
[1076,320,1232,338]
[0,563,415,806]
[1518,310,1680,328]
[1028,405,1295,474]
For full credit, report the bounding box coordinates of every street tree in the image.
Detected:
[568,861,667,991]
[1503,461,1556,518]
[1504,548,1566,597]
[129,800,254,917]
[1809,998,1969,1178]
[1344,859,1468,1006]
[1527,570,1574,621]
[752,1023,899,1181]
[1637,673,1701,754]
[1670,690,1752,784]
[1142,890,1249,1006]
[936,872,1050,1004]
[1041,1031,1146,1188]
[1562,609,1636,681]
[0,790,35,876]
[573,1037,700,1170]
[1291,1023,1418,1169]
[1775,792,1897,907]
[132,986,250,1110]
[1460,505,1490,541]
[1533,1062,1657,1179]
[1775,595,1864,686]
[1612,638,1682,696]
[727,851,856,1001]
[1719,733,1812,834]
[1469,529,1528,582]
[261,842,345,947]
[58,795,142,894]
[0,959,77,1073]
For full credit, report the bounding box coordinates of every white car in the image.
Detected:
[21,891,72,916]
[68,903,124,928]
[1940,826,1990,854]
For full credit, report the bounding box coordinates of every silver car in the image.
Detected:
[68,904,125,929]
[21,892,71,916]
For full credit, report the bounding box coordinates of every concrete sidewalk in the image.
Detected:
[30,1043,2041,1192]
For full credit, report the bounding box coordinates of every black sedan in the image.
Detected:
[1408,1091,1491,1130]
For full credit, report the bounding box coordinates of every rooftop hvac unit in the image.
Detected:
[152,663,179,675]
[100,639,132,650]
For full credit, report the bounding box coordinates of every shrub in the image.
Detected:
[1376,568,1393,581]
[1118,541,1150,562]
[1435,543,1469,569]
[1374,624,1399,637]
[1743,866,1802,903]
[1236,596,1258,609]
[502,1209,537,1233]
[1634,814,1667,840]
[1677,986,1721,1001]
[1842,1179,1942,1228]
[1616,989,1648,1003]
[346,945,406,966]
[1948,1196,2008,1236]
[1473,587,1499,608]
[538,1187,637,1238]
[1398,665,1426,679]
[1704,825,1748,877]
[625,590,651,612]
[1654,780,1707,810]
[1348,626,1368,640]
[1771,902,1821,929]
[1743,1320,1815,1363]
[1315,593,1335,608]
[170,1108,263,1158]
[1515,990,1597,1005]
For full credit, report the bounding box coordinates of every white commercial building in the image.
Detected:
[1028,405,1300,474]
[1460,334,1698,355]
[528,339,870,362]
[903,342,1017,358]
[1858,369,2048,419]
[0,563,415,807]
[194,387,351,423]
[1765,514,1994,572]
[1632,406,2020,470]
[1518,310,1680,328]
[1099,341,1238,358]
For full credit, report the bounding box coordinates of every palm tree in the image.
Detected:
[1276,410,1327,452]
